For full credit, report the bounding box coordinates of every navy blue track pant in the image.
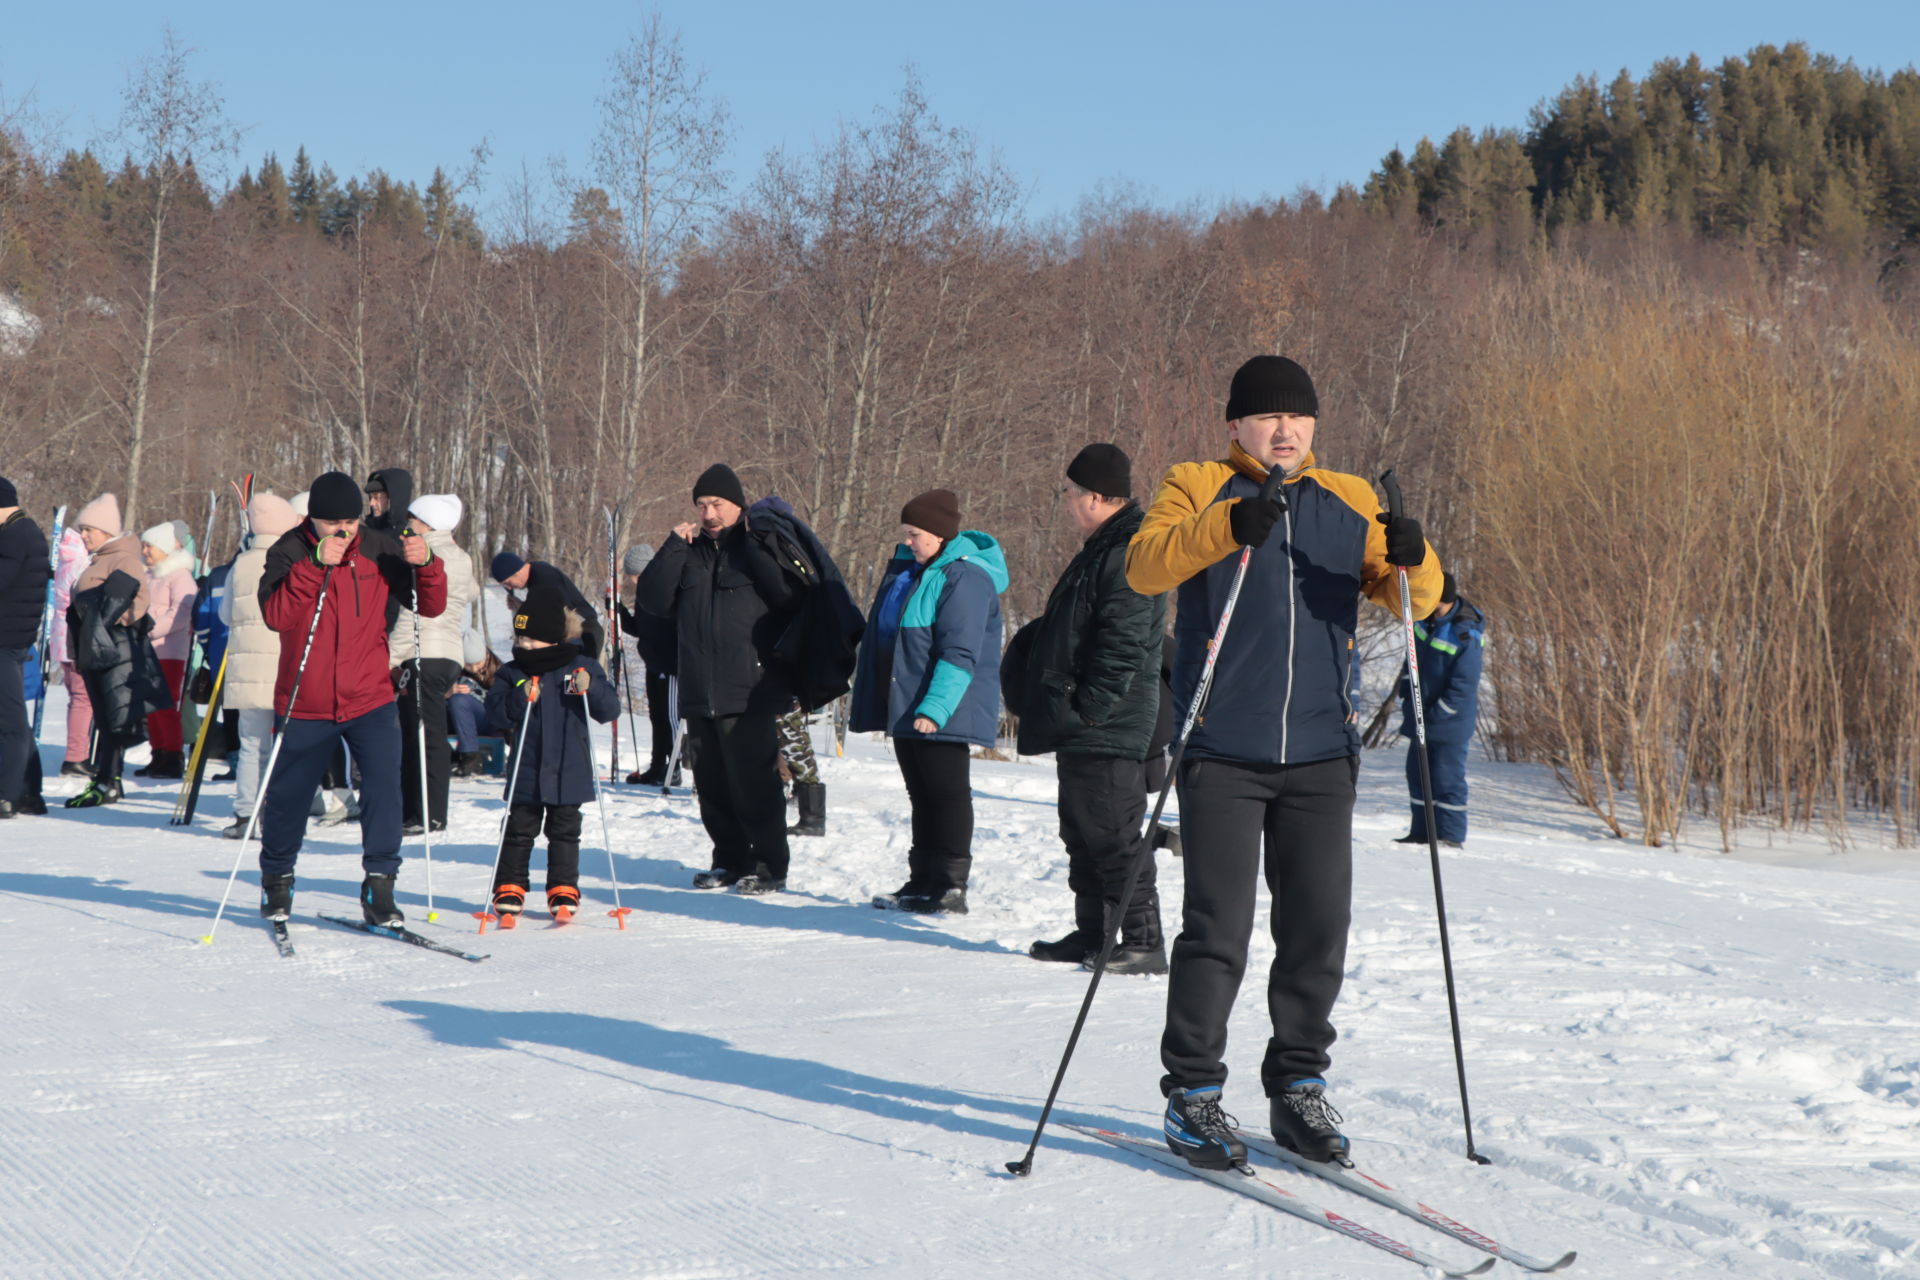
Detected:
[259,704,403,878]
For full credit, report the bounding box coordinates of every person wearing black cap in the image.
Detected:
[484,584,618,923]
[489,550,604,660]
[1002,444,1167,969]
[0,477,52,816]
[849,488,1009,914]
[636,463,807,893]
[362,468,413,535]
[1393,572,1484,849]
[1125,354,1443,1172]
[252,470,446,927]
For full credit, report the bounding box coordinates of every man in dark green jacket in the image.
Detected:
[1009,444,1169,973]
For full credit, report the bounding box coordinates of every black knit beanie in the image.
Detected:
[1225,355,1319,421]
[0,476,17,507]
[1441,572,1459,606]
[1065,443,1131,499]
[900,489,961,542]
[513,585,569,645]
[307,471,364,520]
[364,471,388,494]
[692,464,746,508]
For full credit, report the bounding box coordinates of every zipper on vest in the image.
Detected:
[1279,502,1296,764]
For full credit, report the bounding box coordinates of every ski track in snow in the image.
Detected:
[2,695,1918,1279]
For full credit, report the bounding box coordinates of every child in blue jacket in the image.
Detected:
[485,586,619,924]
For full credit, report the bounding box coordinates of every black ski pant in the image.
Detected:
[645,667,673,769]
[496,802,583,895]
[689,711,789,879]
[0,647,38,803]
[1057,752,1159,947]
[398,656,459,826]
[258,705,404,878]
[894,737,973,894]
[1161,753,1356,1099]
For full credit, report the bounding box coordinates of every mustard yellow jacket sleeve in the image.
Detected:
[1319,470,1444,620]
[1125,462,1241,596]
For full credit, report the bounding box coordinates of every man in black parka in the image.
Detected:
[1008,444,1169,973]
[0,478,52,816]
[638,464,805,894]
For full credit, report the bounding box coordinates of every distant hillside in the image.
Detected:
[1359,43,1920,254]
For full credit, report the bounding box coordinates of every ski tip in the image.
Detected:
[1534,1251,1578,1273]
[1450,1258,1498,1277]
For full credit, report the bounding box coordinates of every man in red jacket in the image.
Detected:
[255,472,446,926]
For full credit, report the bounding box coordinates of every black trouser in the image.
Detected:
[398,656,459,826]
[689,711,789,879]
[895,737,973,894]
[1161,754,1356,1098]
[497,802,583,893]
[0,647,39,802]
[645,668,673,768]
[1057,752,1160,947]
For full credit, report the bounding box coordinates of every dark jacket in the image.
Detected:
[259,522,448,722]
[1127,443,1442,767]
[850,531,1008,748]
[1007,503,1165,760]
[748,497,866,713]
[192,558,234,671]
[1398,597,1486,744]
[636,519,802,718]
[66,569,172,736]
[365,467,413,536]
[487,652,619,806]
[516,561,604,660]
[0,510,51,650]
[616,594,677,675]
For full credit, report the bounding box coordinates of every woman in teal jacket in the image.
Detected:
[850,489,1008,914]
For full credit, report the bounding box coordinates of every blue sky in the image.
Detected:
[2,1,1909,225]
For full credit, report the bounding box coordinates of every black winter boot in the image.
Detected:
[1096,890,1167,975]
[360,874,404,927]
[786,782,826,837]
[1270,1079,1351,1165]
[692,868,740,890]
[259,874,296,922]
[1028,929,1098,964]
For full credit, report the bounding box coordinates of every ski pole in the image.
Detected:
[202,564,334,945]
[29,504,67,742]
[1380,470,1488,1167]
[662,674,685,797]
[1008,465,1284,1178]
[569,675,631,930]
[408,556,438,922]
[475,675,539,934]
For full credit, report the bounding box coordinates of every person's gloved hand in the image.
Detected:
[567,669,592,696]
[1228,492,1284,548]
[1377,511,1425,567]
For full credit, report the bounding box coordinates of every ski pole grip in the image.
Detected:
[1258,467,1285,506]
[1380,469,1405,522]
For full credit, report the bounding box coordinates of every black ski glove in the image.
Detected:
[1377,511,1425,567]
[1228,492,1284,548]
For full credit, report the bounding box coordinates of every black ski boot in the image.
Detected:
[786,781,826,837]
[259,873,296,922]
[692,868,740,890]
[1028,928,1098,964]
[360,874,404,928]
[731,871,787,896]
[64,777,123,808]
[1094,891,1167,975]
[1163,1086,1246,1170]
[1270,1079,1351,1165]
[898,887,968,915]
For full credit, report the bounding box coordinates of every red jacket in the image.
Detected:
[260,524,448,722]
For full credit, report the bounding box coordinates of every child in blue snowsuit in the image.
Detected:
[485,586,619,923]
[1396,573,1485,846]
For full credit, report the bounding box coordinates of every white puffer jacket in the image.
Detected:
[389,530,477,668]
[219,538,280,712]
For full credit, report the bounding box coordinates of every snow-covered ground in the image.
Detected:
[3,691,1918,1279]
